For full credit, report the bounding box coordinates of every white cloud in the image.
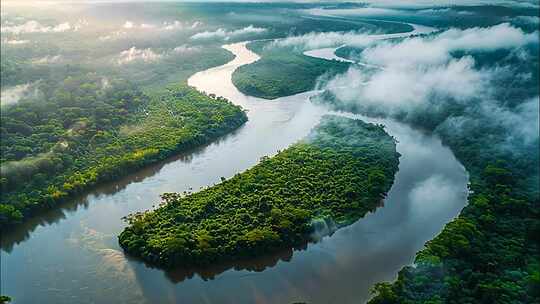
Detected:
[117,47,162,65]
[416,8,452,14]
[140,23,156,29]
[436,23,538,51]
[191,25,266,41]
[123,21,135,29]
[0,20,82,34]
[190,21,203,29]
[162,20,183,31]
[120,20,201,31]
[438,95,539,151]
[101,77,111,90]
[320,22,539,152]
[161,20,201,31]
[492,96,540,144]
[273,31,374,50]
[32,55,63,64]
[172,44,198,54]
[1,38,30,44]
[0,83,36,106]
[99,20,202,42]
[116,45,199,65]
[273,23,434,51]
[480,96,539,144]
[326,56,490,111]
[362,23,538,67]
[321,24,537,111]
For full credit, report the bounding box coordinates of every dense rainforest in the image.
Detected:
[312,48,539,303]
[227,6,539,300]
[232,40,350,99]
[118,116,399,268]
[2,2,539,303]
[366,112,540,302]
[367,132,539,304]
[0,75,247,227]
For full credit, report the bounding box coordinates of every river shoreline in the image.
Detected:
[2,38,467,304]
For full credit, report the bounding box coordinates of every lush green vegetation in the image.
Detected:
[1,0,404,233]
[230,16,409,100]
[2,2,538,302]
[0,296,11,304]
[118,116,399,268]
[313,46,539,304]
[0,78,247,227]
[367,119,539,303]
[369,161,539,303]
[232,41,350,99]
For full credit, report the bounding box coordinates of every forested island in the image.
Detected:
[118,116,399,268]
[0,78,247,228]
[232,41,350,99]
[2,2,538,303]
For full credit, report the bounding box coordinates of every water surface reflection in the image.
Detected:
[1,42,467,304]
[1,131,241,253]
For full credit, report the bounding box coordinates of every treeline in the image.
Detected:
[232,41,350,99]
[368,121,539,303]
[314,48,539,303]
[118,116,399,268]
[0,74,247,228]
[367,129,539,304]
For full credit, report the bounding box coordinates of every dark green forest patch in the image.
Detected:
[312,46,540,304]
[232,41,350,99]
[118,115,399,268]
[0,80,247,227]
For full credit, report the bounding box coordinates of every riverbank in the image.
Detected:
[306,32,539,303]
[119,115,399,268]
[1,40,467,304]
[231,40,350,99]
[0,85,247,228]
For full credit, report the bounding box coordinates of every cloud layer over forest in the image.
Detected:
[191,25,266,41]
[320,23,539,148]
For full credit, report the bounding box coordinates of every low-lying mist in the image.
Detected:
[315,22,538,161]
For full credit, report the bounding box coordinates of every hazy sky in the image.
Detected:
[2,0,538,6]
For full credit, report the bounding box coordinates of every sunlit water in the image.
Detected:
[1,40,467,304]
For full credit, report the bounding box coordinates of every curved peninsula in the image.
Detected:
[231,40,350,100]
[119,115,399,268]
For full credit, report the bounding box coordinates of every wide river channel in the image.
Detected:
[2,35,468,304]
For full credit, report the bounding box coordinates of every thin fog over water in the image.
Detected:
[1,41,467,304]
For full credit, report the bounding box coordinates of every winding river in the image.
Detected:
[2,36,467,303]
[303,23,436,64]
